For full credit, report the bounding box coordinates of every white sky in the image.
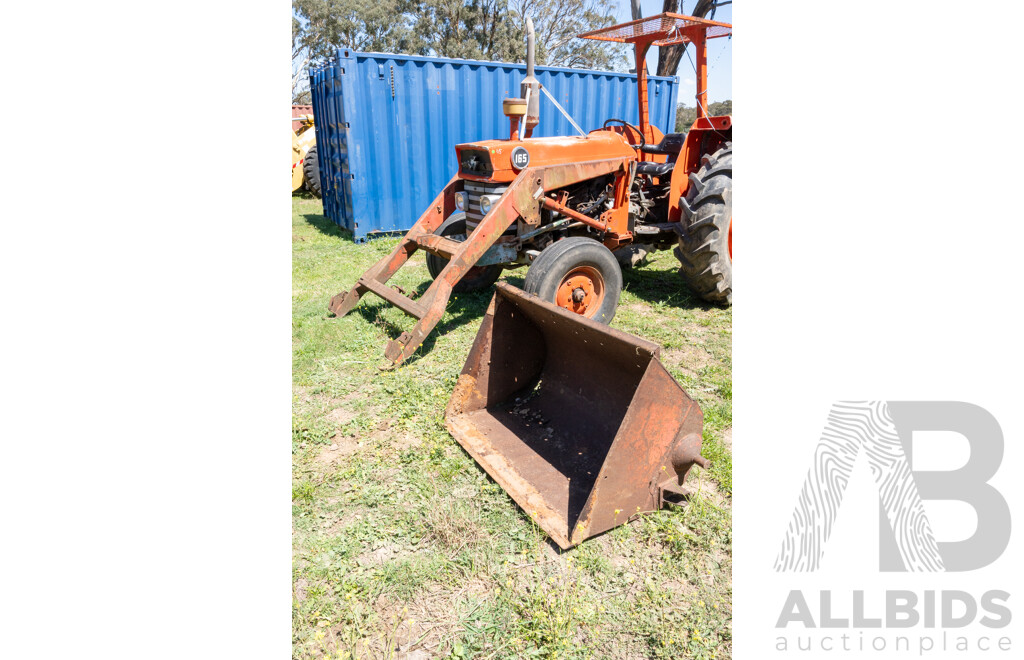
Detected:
[612,1,732,104]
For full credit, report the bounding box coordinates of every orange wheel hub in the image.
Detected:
[555,266,605,317]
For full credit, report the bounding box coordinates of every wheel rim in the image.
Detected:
[728,216,732,261]
[555,266,604,317]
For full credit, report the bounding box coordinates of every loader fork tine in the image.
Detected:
[327,176,456,319]
[327,285,363,318]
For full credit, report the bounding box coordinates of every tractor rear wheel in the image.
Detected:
[525,237,622,324]
[425,213,503,293]
[303,145,322,198]
[675,142,732,305]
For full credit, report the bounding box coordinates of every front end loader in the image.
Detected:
[330,13,732,365]
[292,114,320,196]
[328,13,730,546]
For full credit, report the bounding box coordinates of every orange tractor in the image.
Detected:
[330,13,732,366]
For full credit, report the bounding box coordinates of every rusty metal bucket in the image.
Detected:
[445,283,708,549]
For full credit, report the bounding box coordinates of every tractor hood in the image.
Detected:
[455,130,636,183]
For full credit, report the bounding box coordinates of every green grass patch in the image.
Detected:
[292,196,732,659]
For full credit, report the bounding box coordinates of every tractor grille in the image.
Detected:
[464,181,509,232]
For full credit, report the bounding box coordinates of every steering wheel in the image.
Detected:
[602,118,646,150]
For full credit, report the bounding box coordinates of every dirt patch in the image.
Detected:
[355,543,413,567]
[619,302,656,320]
[325,406,357,426]
[662,344,712,375]
[306,390,384,427]
[600,529,664,571]
[391,431,422,452]
[359,580,495,658]
[315,436,360,465]
[294,578,309,604]
[720,427,732,451]
[690,475,730,509]
[323,508,368,535]
[662,579,697,599]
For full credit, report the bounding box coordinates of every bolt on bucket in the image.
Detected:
[445,283,708,549]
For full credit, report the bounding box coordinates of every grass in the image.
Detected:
[292,194,732,659]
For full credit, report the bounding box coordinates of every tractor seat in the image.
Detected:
[635,161,674,177]
[640,132,686,156]
[636,132,686,177]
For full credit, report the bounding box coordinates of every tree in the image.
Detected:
[414,0,522,62]
[292,0,629,100]
[629,0,642,20]
[292,0,421,101]
[628,0,647,74]
[674,99,731,132]
[415,0,626,69]
[510,0,627,70]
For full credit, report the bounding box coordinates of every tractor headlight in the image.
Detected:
[454,192,466,211]
[479,195,500,215]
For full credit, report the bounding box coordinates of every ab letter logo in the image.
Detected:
[775,401,1010,572]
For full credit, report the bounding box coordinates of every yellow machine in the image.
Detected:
[291,115,320,195]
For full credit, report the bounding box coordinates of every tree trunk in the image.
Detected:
[630,0,646,74]
[656,0,715,76]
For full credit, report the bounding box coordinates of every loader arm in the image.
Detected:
[329,158,630,365]
[328,173,526,366]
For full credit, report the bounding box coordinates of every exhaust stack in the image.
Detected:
[520,17,540,137]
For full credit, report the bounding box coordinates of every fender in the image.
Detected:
[666,115,732,223]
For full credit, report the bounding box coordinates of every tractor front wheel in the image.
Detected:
[675,141,732,305]
[525,237,622,324]
[303,145,322,198]
[425,213,503,293]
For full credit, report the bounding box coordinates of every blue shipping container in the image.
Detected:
[309,50,679,242]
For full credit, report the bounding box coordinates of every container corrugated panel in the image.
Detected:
[310,50,679,241]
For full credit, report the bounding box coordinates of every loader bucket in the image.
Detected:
[445,283,707,549]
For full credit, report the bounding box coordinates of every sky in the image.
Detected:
[612,1,732,104]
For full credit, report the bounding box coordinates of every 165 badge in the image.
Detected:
[510,146,530,170]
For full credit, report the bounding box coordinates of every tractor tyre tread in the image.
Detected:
[676,141,732,305]
[303,145,322,198]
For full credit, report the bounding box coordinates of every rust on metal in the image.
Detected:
[444,283,708,549]
[413,233,462,259]
[541,195,608,232]
[328,159,632,366]
[577,12,731,46]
